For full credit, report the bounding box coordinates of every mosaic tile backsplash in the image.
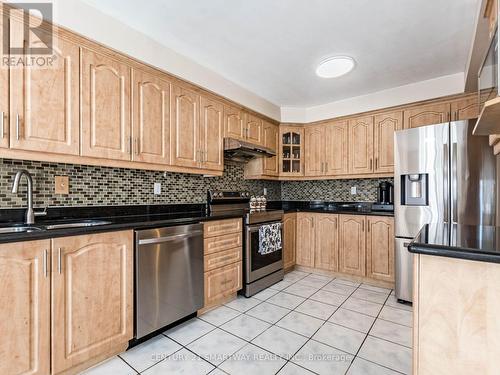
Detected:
[0,159,281,208]
[281,178,394,202]
[0,158,391,208]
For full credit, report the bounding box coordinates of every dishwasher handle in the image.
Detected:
[138,230,203,245]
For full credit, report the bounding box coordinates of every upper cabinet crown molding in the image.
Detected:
[132,69,171,165]
[81,48,132,161]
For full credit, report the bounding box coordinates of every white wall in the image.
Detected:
[44,0,282,121]
[281,72,465,123]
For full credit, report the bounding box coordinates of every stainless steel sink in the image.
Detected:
[0,226,43,234]
[45,220,112,230]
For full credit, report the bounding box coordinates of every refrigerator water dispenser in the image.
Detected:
[401,174,428,206]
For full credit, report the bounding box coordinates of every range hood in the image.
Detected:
[223,138,276,163]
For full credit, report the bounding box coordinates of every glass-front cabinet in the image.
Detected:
[279,126,304,176]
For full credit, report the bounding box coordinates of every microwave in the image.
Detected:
[478,28,499,108]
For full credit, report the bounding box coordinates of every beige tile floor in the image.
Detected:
[82,270,413,375]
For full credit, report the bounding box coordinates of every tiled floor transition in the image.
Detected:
[82,271,413,375]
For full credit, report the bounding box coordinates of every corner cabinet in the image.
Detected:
[280,127,304,176]
[0,231,133,375]
[81,48,132,161]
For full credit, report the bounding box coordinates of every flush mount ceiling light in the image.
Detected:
[316,56,355,78]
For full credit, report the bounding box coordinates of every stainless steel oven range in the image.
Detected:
[208,190,284,297]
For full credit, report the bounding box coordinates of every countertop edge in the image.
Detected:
[408,243,500,264]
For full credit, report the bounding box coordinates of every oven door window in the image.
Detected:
[248,224,283,272]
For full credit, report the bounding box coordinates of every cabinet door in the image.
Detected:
[51,231,133,374]
[349,116,374,174]
[200,96,224,171]
[81,49,132,160]
[366,216,395,282]
[0,14,9,149]
[246,113,263,145]
[204,262,242,307]
[224,106,245,140]
[280,127,304,176]
[339,215,366,276]
[283,213,297,269]
[171,84,200,168]
[263,121,279,176]
[10,20,79,155]
[325,121,348,175]
[315,214,339,272]
[451,96,480,121]
[305,125,324,176]
[296,213,315,267]
[0,240,51,375]
[132,69,170,164]
[403,102,451,129]
[374,111,402,173]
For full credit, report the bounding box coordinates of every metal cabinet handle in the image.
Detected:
[16,114,20,140]
[43,249,48,278]
[58,247,62,274]
[0,111,4,139]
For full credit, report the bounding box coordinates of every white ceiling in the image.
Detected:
[81,0,478,108]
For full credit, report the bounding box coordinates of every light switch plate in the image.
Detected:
[55,176,69,195]
[154,182,161,195]
[350,186,357,195]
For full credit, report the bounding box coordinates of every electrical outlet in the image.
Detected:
[263,188,267,196]
[350,186,357,195]
[154,182,161,195]
[55,176,69,195]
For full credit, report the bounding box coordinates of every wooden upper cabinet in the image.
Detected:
[451,95,480,121]
[0,240,51,375]
[305,125,324,176]
[325,121,349,176]
[51,231,133,374]
[349,116,374,175]
[366,216,395,282]
[403,102,451,129]
[374,111,402,173]
[314,214,339,272]
[81,48,132,161]
[0,14,9,149]
[296,213,315,267]
[200,96,224,171]
[9,19,79,155]
[262,121,279,176]
[246,113,263,145]
[283,213,297,269]
[132,69,170,165]
[224,105,245,140]
[280,127,304,176]
[171,84,200,168]
[339,215,366,276]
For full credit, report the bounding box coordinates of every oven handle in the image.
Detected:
[247,220,283,231]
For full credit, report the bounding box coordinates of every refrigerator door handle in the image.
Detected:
[451,142,458,223]
[443,143,449,223]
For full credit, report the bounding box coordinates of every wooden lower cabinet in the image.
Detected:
[0,240,51,375]
[283,213,297,269]
[366,216,395,282]
[203,219,243,309]
[314,214,339,272]
[296,213,315,267]
[0,231,134,375]
[339,215,366,277]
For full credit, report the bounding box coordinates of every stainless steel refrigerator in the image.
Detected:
[394,119,497,302]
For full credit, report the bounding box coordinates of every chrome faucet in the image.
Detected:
[11,170,46,225]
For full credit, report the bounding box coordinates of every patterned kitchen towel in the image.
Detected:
[258,222,282,255]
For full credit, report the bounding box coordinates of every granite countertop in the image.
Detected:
[0,200,393,244]
[408,223,500,264]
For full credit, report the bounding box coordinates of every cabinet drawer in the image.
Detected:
[204,232,242,255]
[204,247,242,271]
[204,262,242,306]
[204,219,242,238]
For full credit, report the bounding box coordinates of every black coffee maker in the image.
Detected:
[373,181,394,211]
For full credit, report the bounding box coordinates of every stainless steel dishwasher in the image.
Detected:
[135,223,204,339]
